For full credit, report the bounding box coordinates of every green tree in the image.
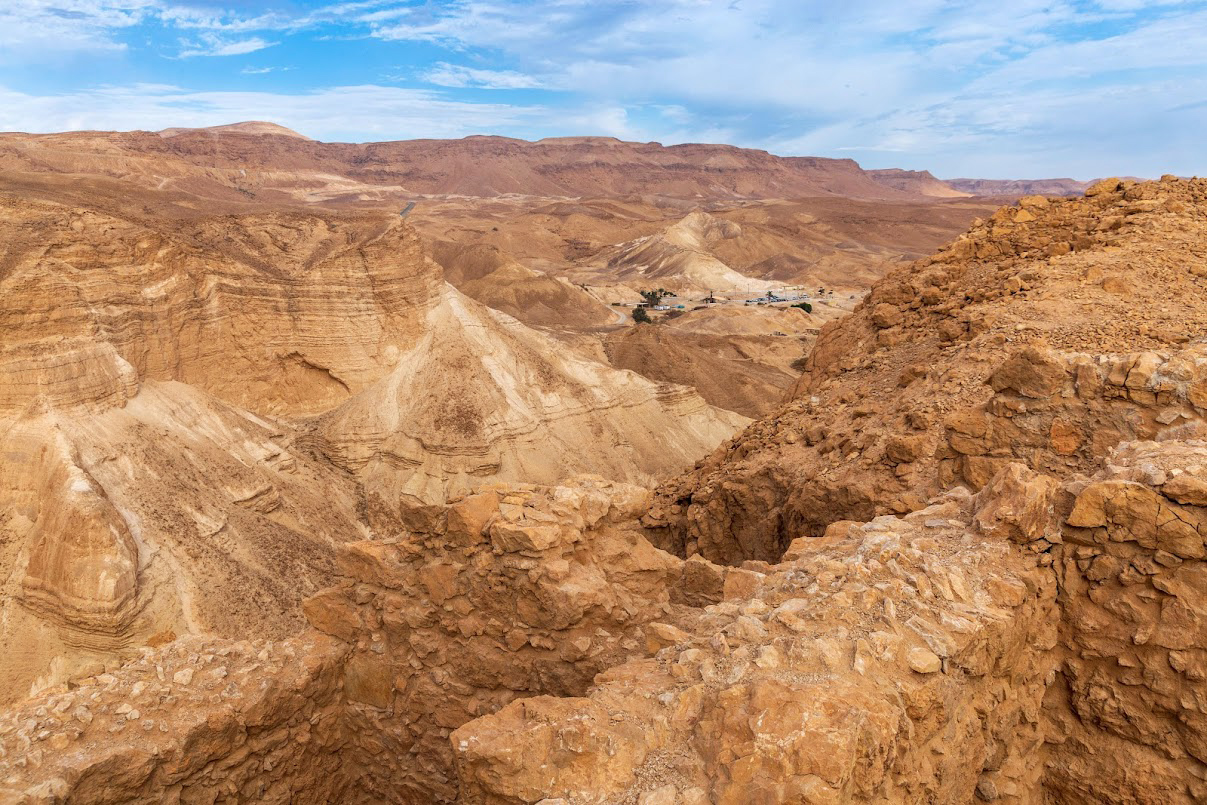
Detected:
[632,306,652,324]
[639,288,671,306]
[793,302,813,313]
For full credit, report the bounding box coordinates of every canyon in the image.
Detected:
[0,126,1202,804]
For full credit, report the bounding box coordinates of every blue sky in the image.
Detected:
[0,0,1204,178]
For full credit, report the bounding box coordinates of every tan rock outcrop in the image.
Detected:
[453,488,1060,803]
[1047,441,1207,802]
[0,478,729,802]
[652,177,1207,565]
[6,443,1207,803]
[0,191,743,701]
[4,160,1207,805]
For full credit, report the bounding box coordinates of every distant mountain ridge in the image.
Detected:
[0,122,1135,208]
[0,122,1105,203]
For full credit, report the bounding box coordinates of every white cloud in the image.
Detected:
[0,0,154,59]
[178,35,277,58]
[421,62,544,89]
[0,82,545,141]
[0,0,1202,177]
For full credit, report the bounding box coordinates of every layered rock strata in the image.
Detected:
[0,193,743,701]
[6,179,1207,804]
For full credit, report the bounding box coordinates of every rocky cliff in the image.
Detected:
[9,442,1207,802]
[652,177,1207,564]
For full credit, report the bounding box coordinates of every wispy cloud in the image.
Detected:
[0,0,1203,177]
[0,0,154,58]
[177,34,277,58]
[0,82,538,140]
[421,62,544,90]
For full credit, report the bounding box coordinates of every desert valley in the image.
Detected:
[0,118,1204,805]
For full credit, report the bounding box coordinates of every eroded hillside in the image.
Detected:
[652,177,1207,562]
[4,178,1207,805]
[0,186,744,702]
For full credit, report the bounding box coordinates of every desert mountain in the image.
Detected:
[313,283,746,507]
[0,126,948,203]
[652,177,1207,563]
[429,240,615,329]
[595,210,780,293]
[867,168,973,197]
[159,121,313,140]
[0,185,744,701]
[602,324,806,418]
[7,178,1207,805]
[946,177,1094,196]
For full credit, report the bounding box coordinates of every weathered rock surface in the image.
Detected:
[453,486,1059,803]
[0,478,733,802]
[653,177,1207,565]
[0,634,353,804]
[1047,441,1207,803]
[7,444,1207,803]
[6,173,1207,805]
[0,190,743,701]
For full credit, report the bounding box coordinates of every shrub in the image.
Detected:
[633,307,652,324]
[639,288,672,306]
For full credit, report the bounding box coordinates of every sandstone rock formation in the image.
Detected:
[597,211,779,293]
[0,186,743,701]
[653,177,1207,564]
[2,140,1204,805]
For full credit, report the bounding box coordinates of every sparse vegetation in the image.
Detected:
[793,301,813,313]
[632,307,651,324]
[639,288,672,306]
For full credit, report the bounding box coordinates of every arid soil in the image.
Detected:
[3,127,1197,804]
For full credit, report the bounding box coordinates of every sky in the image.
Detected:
[0,0,1205,178]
